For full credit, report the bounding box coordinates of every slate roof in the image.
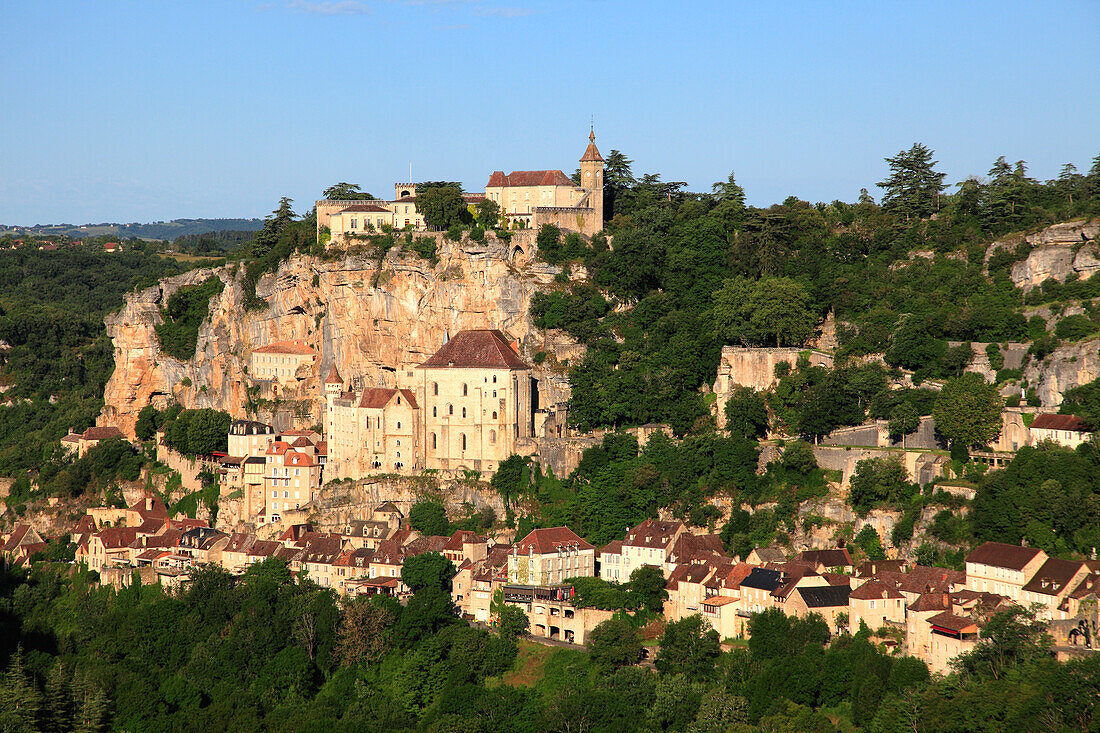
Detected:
[485,170,576,188]
[967,542,1044,570]
[740,567,784,591]
[514,526,594,555]
[1030,413,1090,431]
[420,329,529,370]
[797,585,851,608]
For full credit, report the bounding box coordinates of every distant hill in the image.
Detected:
[0,218,264,241]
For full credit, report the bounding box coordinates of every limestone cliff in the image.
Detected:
[1003,219,1099,290]
[101,232,575,436]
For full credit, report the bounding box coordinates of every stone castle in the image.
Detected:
[316,130,605,245]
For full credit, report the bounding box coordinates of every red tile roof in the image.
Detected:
[324,364,343,384]
[485,170,576,188]
[795,548,853,568]
[82,426,123,442]
[443,530,485,551]
[850,579,904,601]
[580,131,603,162]
[420,329,529,369]
[1021,557,1086,596]
[358,387,419,410]
[623,519,684,550]
[252,340,317,356]
[1030,413,1090,432]
[514,526,594,555]
[339,204,390,213]
[927,611,978,633]
[966,542,1044,571]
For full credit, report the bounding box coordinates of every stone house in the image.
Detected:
[597,540,625,582]
[264,443,323,523]
[848,579,905,633]
[619,518,686,579]
[509,527,595,586]
[787,585,851,634]
[964,542,1048,603]
[250,340,318,383]
[61,425,125,457]
[1029,413,1093,449]
[1019,557,1091,620]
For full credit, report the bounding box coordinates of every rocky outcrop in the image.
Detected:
[1008,220,1100,291]
[100,233,568,436]
[1025,337,1100,407]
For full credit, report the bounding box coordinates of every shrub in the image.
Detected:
[1054,314,1096,341]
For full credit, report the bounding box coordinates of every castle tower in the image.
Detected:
[323,364,344,445]
[579,128,604,225]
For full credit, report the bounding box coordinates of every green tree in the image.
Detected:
[587,617,642,671]
[400,552,456,594]
[415,185,470,230]
[628,564,668,614]
[490,590,528,640]
[134,404,161,441]
[954,606,1051,680]
[854,524,886,561]
[655,615,720,681]
[0,647,41,733]
[932,373,1004,449]
[848,454,914,515]
[475,198,501,229]
[322,182,374,200]
[408,500,450,536]
[877,143,947,220]
[724,386,769,440]
[888,402,920,449]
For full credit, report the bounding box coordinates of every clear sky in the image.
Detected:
[1,0,1097,225]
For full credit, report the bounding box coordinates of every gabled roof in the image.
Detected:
[95,527,139,549]
[485,170,576,188]
[1030,413,1090,432]
[599,540,623,558]
[927,611,978,634]
[224,533,257,554]
[358,387,419,410]
[128,495,169,519]
[247,540,281,557]
[797,585,851,608]
[795,548,853,568]
[420,329,529,370]
[443,530,485,551]
[339,203,390,213]
[252,340,317,356]
[855,560,906,577]
[623,519,684,550]
[82,426,124,442]
[669,533,726,564]
[748,547,787,563]
[908,592,950,613]
[515,526,594,555]
[740,567,784,591]
[1,525,41,552]
[967,542,1044,571]
[299,535,344,564]
[850,580,904,601]
[1021,557,1086,596]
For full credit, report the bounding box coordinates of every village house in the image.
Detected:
[794,547,854,574]
[848,579,906,633]
[1,525,46,566]
[598,540,625,582]
[228,419,276,457]
[250,340,318,383]
[501,583,614,645]
[509,527,595,586]
[1019,557,1091,620]
[964,541,1048,603]
[619,518,686,579]
[263,441,323,524]
[1028,413,1094,449]
[787,585,852,634]
[454,543,512,623]
[61,425,125,457]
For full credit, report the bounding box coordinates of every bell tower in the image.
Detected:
[579,128,604,224]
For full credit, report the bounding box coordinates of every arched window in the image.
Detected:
[377,417,381,428]
[396,395,401,405]
[462,407,467,418]
[448,404,453,415]
[463,383,468,396]
[433,406,437,417]
[461,433,466,451]
[493,375,497,384]
[433,382,438,396]
[396,422,401,429]
[490,430,496,444]
[431,433,437,449]
[492,411,497,420]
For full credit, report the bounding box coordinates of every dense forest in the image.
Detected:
[1,556,1093,732]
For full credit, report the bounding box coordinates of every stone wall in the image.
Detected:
[712,347,833,428]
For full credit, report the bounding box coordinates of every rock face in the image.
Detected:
[1026,337,1100,408]
[101,232,569,437]
[1009,220,1100,291]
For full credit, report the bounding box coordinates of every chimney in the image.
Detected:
[146,497,152,511]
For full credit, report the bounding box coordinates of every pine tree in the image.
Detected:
[876,143,947,220]
[0,647,42,733]
[42,661,73,733]
[72,674,108,733]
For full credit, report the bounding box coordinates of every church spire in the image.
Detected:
[580,128,603,162]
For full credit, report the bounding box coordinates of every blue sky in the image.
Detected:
[1,0,1097,225]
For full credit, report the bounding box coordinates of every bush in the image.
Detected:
[1054,314,1096,341]
[985,343,1004,371]
[154,276,224,361]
